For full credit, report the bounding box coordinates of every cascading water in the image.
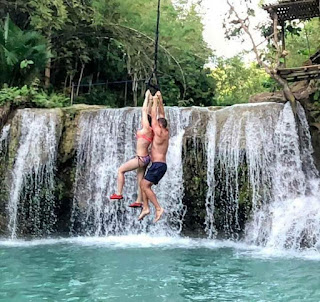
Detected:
[245,102,320,250]
[1,99,318,252]
[7,109,61,238]
[205,103,283,239]
[71,107,191,236]
[204,101,320,250]
[205,111,216,238]
[0,125,10,155]
[71,109,138,236]
[273,102,307,201]
[297,102,319,180]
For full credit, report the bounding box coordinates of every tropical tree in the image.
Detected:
[212,56,273,105]
[0,16,49,87]
[1,0,216,107]
[225,0,297,114]
[284,19,320,68]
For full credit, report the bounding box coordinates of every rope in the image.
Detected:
[147,0,161,92]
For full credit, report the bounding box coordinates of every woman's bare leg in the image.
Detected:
[135,167,146,204]
[116,158,140,195]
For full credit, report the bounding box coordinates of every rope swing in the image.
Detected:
[146,0,161,93]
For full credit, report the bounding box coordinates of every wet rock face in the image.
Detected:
[304,101,320,171]
[182,109,209,237]
[249,91,286,104]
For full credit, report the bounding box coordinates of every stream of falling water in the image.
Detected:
[205,103,282,239]
[71,107,191,236]
[245,103,320,250]
[7,110,61,238]
[204,101,320,250]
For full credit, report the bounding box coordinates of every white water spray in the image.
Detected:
[7,109,61,238]
[205,111,217,238]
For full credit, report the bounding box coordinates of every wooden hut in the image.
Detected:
[263,0,320,82]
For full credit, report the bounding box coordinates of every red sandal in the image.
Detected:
[129,202,143,208]
[110,194,123,200]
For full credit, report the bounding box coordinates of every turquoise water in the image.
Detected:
[0,236,320,302]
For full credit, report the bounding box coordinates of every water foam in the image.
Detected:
[1,235,319,261]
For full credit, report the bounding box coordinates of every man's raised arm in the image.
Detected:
[156,91,165,118]
[151,95,158,128]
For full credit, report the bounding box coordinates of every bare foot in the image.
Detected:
[138,209,150,221]
[154,208,164,223]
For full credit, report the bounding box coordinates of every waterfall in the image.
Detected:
[273,102,307,201]
[205,103,283,239]
[0,125,10,155]
[1,100,318,248]
[245,102,320,250]
[205,111,216,238]
[297,102,319,180]
[71,107,191,236]
[7,109,61,238]
[204,101,320,250]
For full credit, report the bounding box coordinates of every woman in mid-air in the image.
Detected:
[110,90,153,207]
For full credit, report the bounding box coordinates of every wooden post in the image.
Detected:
[88,77,92,94]
[124,80,128,107]
[281,22,286,67]
[76,63,85,96]
[71,82,74,106]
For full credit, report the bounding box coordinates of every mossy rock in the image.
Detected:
[58,105,106,163]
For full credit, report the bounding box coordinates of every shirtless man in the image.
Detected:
[139,91,169,223]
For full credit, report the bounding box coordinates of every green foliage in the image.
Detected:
[75,87,119,107]
[0,85,69,108]
[0,17,49,87]
[28,0,68,31]
[20,59,34,69]
[259,18,320,68]
[2,0,216,107]
[285,19,320,68]
[212,56,273,105]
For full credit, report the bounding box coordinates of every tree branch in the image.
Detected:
[226,0,296,115]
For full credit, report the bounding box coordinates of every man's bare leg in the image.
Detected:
[140,179,164,223]
[138,190,150,220]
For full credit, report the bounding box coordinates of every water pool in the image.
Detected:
[0,236,319,302]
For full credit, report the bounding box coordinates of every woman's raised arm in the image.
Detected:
[142,90,152,128]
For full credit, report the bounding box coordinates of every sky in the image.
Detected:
[198,0,272,58]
